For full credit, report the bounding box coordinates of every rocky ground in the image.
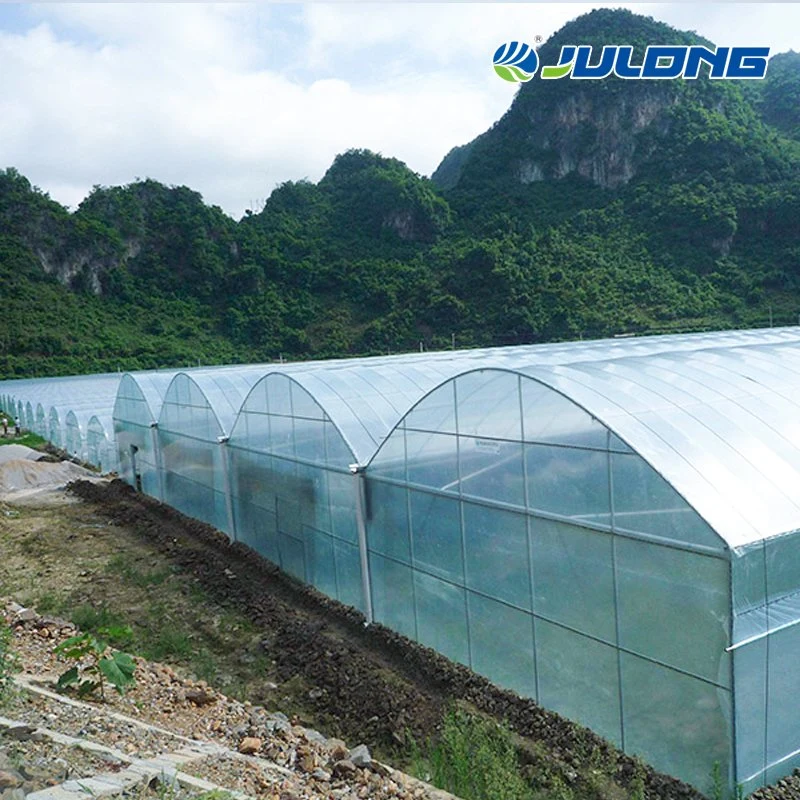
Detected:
[1,601,454,800]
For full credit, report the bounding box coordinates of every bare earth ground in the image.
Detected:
[3,474,787,800]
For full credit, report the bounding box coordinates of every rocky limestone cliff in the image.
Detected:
[433,79,684,192]
[514,87,678,189]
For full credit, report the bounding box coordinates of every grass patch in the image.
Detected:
[107,554,174,588]
[410,706,538,800]
[143,627,194,661]
[1,620,19,707]
[0,431,46,449]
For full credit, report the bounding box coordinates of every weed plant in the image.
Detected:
[0,620,19,705]
[411,706,535,800]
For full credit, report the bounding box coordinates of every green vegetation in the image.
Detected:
[0,431,45,448]
[2,9,800,380]
[54,629,137,699]
[0,619,19,705]
[411,707,536,800]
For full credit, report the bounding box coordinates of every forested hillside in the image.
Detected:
[2,8,800,379]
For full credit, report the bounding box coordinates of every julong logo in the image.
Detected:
[493,41,540,82]
[494,43,770,82]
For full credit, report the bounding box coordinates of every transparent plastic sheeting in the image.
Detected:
[156,369,268,536]
[114,372,181,497]
[1,373,122,469]
[368,371,731,791]
[8,327,800,793]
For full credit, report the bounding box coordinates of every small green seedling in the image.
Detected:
[55,628,136,699]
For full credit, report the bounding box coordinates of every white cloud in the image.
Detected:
[1,3,799,220]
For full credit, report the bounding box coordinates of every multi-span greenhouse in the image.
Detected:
[5,327,800,795]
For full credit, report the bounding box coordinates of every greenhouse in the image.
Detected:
[113,371,181,497]
[4,327,800,794]
[64,410,82,458]
[154,367,270,536]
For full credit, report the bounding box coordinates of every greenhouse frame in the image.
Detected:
[4,327,800,794]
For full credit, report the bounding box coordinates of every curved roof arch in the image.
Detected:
[230,327,800,477]
[158,368,268,438]
[114,372,182,427]
[365,331,800,550]
[65,409,83,433]
[87,414,112,441]
[234,363,473,464]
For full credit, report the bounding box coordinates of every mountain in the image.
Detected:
[2,9,800,380]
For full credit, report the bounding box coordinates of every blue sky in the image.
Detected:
[1,3,799,219]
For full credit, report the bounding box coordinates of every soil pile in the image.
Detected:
[0,460,95,496]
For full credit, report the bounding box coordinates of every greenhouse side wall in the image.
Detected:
[365,370,732,793]
[228,374,367,613]
[157,378,231,536]
[732,530,800,794]
[114,376,164,498]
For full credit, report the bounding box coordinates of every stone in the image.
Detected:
[312,768,332,782]
[349,744,371,768]
[303,728,327,746]
[333,759,356,776]
[299,752,318,773]
[239,737,262,755]
[0,771,23,790]
[185,688,216,706]
[4,726,37,741]
[328,739,349,761]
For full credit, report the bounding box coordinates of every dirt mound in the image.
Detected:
[68,479,704,800]
[0,444,42,464]
[0,459,95,495]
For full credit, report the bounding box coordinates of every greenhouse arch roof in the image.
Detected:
[361,329,800,551]
[115,372,182,426]
[237,363,476,464]
[159,367,270,437]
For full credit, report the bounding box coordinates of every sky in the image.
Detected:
[1,3,799,220]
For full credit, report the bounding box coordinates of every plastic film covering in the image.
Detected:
[87,415,117,473]
[367,369,731,790]
[229,374,362,608]
[64,410,84,460]
[113,372,181,497]
[47,406,63,448]
[0,374,122,453]
[157,369,265,536]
